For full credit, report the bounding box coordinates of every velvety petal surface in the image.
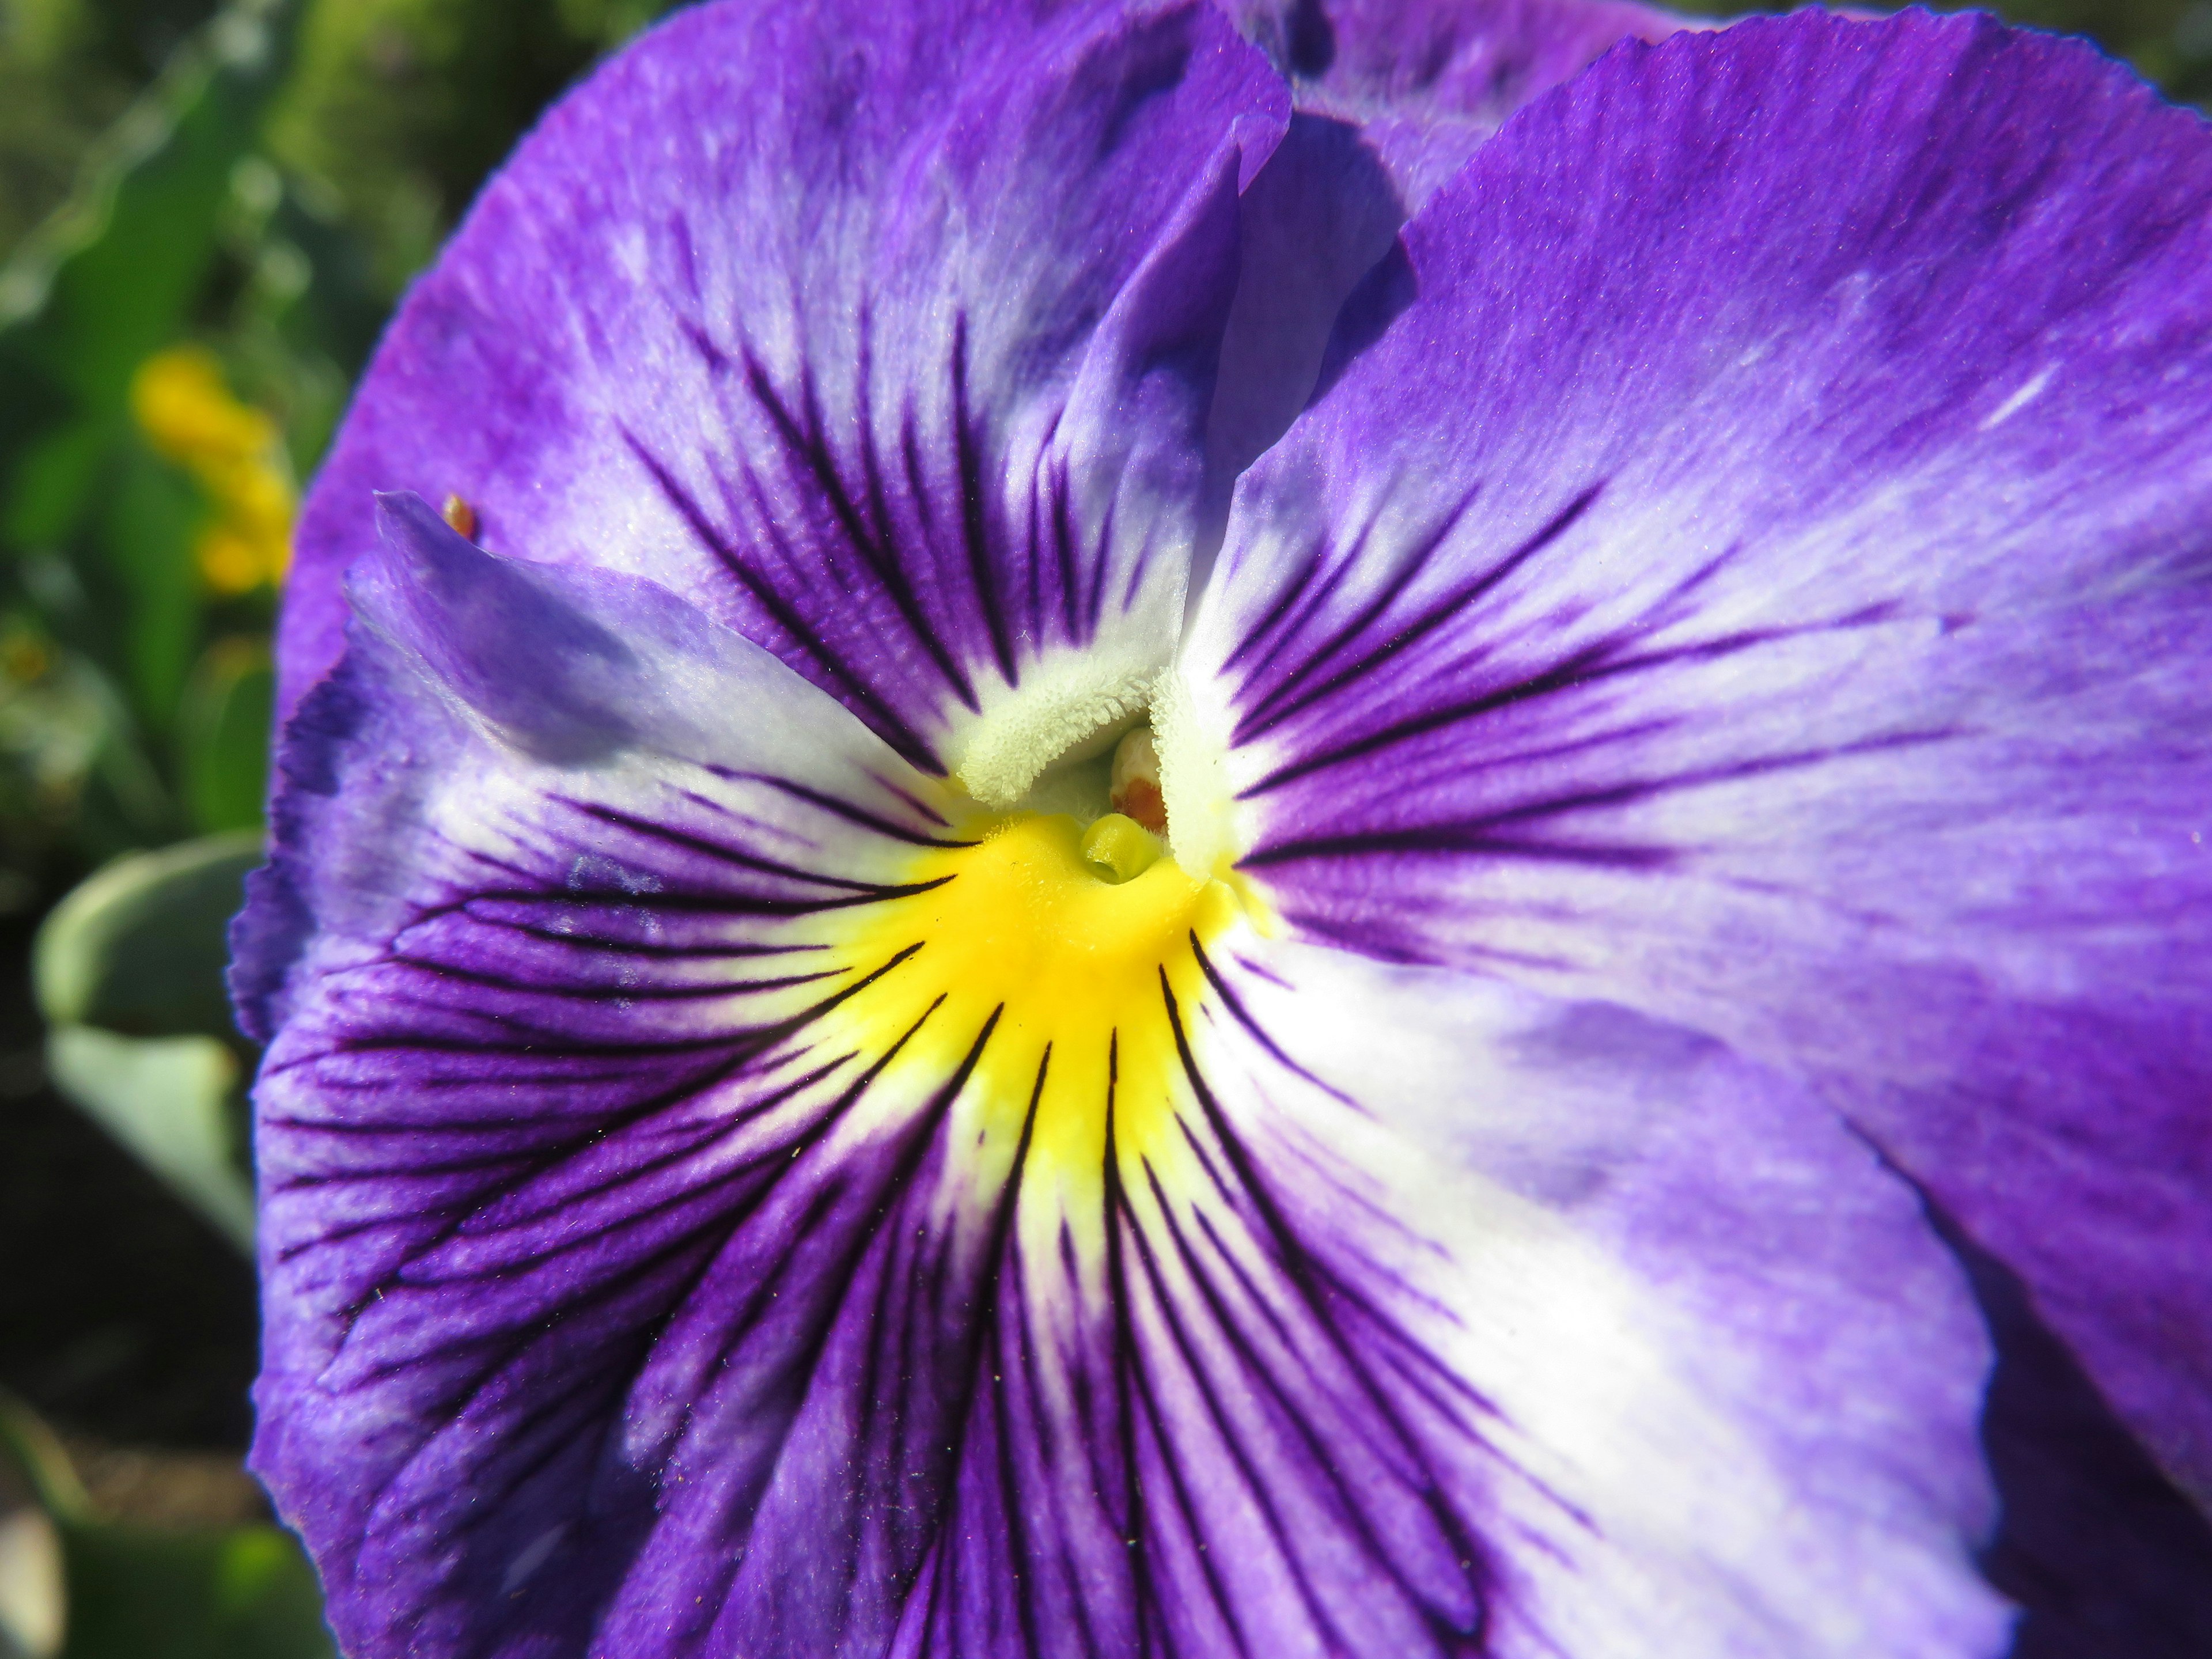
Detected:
[1183,9,2212,1501]
[276,0,1288,793]
[1221,0,1694,209]
[246,504,2008,1658]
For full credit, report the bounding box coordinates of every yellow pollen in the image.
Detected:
[817,812,1245,1196]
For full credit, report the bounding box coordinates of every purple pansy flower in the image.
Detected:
[231,0,2212,1653]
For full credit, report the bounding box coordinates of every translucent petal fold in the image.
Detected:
[1199,0,1708,497]
[247,506,2011,1658]
[1186,8,2212,1502]
[1220,0,1694,209]
[275,0,1290,776]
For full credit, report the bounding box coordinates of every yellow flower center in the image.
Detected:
[818,812,1248,1197]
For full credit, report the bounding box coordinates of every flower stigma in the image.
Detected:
[1079,812,1160,883]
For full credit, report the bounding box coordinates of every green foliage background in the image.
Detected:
[0,0,2200,1652]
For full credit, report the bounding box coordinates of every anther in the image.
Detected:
[442,494,478,539]
[1109,728,1166,834]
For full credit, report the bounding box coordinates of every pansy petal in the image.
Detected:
[251,507,2006,1658]
[246,510,995,1655]
[1222,0,1694,209]
[1176,941,2010,1658]
[277,0,1289,789]
[1185,10,2212,1497]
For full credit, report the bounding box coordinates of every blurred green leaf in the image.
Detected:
[32,830,259,1040]
[56,1517,333,1659]
[32,830,261,1248]
[177,638,271,833]
[96,444,206,733]
[41,1027,251,1251]
[1,1396,331,1659]
[0,0,299,550]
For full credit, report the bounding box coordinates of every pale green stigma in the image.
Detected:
[1080,813,1161,884]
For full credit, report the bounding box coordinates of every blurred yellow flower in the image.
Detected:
[130,347,296,594]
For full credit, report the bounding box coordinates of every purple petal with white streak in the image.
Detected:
[1187,8,2212,1502]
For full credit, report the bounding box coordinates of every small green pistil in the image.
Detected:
[1080,813,1161,885]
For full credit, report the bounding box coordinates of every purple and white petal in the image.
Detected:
[1180,940,2009,1658]
[247,503,984,1655]
[249,503,2012,1658]
[277,0,1289,796]
[1181,9,2212,1501]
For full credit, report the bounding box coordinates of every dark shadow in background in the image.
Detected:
[0,912,256,1448]
[1923,1198,2212,1657]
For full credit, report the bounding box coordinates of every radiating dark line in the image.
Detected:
[1122,1343,1248,1658]
[677,317,731,375]
[1187,935,1357,1109]
[381,991,969,1609]
[1117,524,1155,616]
[897,396,940,546]
[348,1203,748,1608]
[1237,483,1593,747]
[287,940,920,1106]
[988,1066,1051,1659]
[855,301,982,719]
[1022,467,1046,651]
[336,1160,786,1385]
[1233,480,1496,744]
[672,1005,1005,1645]
[445,1353,627,1522]
[1085,491,1120,642]
[1241,828,1672,870]
[739,342,980,711]
[949,314,1020,687]
[1099,1033,1156,1657]
[713,768,978,848]
[423,1066,859,1244]
[842,1185,915,1637]
[1228,495,1387,692]
[558,798,918,895]
[620,426,942,771]
[267,1027,759,1077]
[1247,721,1958,872]
[1142,1158,1447,1637]
[1159,972,1498,1615]
[378,952,843,1005]
[1049,455,1082,643]
[866,771,952,825]
[291,941,927,1279]
[411,878,916,923]
[1219,531,1328,673]
[1239,601,1931,801]
[430,907,828,963]
[1113,1163,1342,1649]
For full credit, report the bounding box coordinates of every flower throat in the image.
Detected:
[814,726,1249,1202]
